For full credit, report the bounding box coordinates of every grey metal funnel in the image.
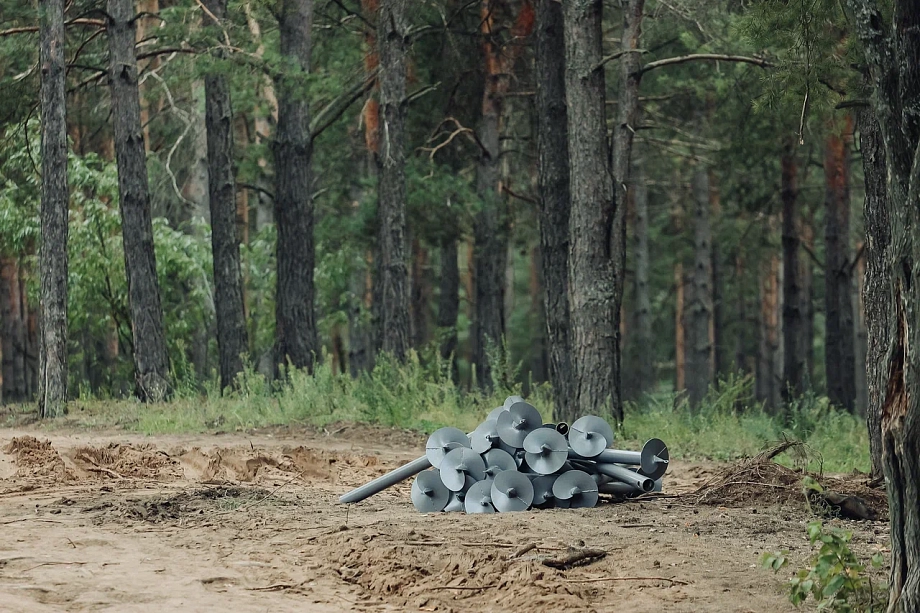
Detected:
[522,428,569,475]
[471,419,501,453]
[491,470,534,512]
[411,470,450,513]
[575,438,670,480]
[530,474,558,507]
[444,490,466,512]
[464,480,495,514]
[439,447,486,491]
[487,406,507,422]
[503,395,524,408]
[482,448,517,480]
[568,416,615,458]
[497,402,543,447]
[425,427,471,468]
[552,470,599,508]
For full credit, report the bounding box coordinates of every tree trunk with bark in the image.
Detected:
[757,253,782,410]
[0,259,27,402]
[710,171,725,377]
[437,238,460,380]
[781,145,805,400]
[203,0,248,390]
[632,157,653,395]
[563,0,620,422]
[675,262,685,392]
[856,104,888,481]
[535,0,574,421]
[800,212,816,383]
[375,0,410,361]
[686,166,713,406]
[106,0,170,401]
[38,0,69,417]
[273,0,318,374]
[410,239,431,349]
[824,118,857,412]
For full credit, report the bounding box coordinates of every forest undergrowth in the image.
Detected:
[1,351,869,475]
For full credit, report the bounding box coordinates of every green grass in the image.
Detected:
[4,352,870,475]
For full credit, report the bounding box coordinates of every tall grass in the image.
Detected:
[28,352,869,473]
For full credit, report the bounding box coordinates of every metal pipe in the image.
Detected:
[598,478,662,496]
[339,455,432,503]
[592,463,655,492]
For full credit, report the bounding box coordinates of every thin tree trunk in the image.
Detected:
[410,239,431,349]
[710,170,724,377]
[856,105,888,481]
[686,166,713,406]
[632,157,653,395]
[734,254,748,374]
[0,259,26,402]
[800,212,816,384]
[563,0,620,422]
[608,0,644,419]
[437,238,459,380]
[855,244,869,413]
[244,1,277,231]
[273,0,318,374]
[781,144,804,400]
[38,0,69,417]
[674,263,685,392]
[375,0,410,361]
[535,0,574,421]
[106,0,171,401]
[203,0,248,390]
[757,254,781,410]
[824,117,857,412]
[529,246,547,387]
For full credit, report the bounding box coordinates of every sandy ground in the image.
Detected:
[0,424,889,612]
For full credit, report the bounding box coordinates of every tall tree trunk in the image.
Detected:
[608,0,645,418]
[710,170,724,377]
[0,259,27,402]
[535,0,574,421]
[847,2,920,606]
[800,212,816,384]
[375,0,410,360]
[757,254,782,410]
[563,0,621,422]
[38,0,69,417]
[781,145,805,399]
[824,117,857,412]
[529,246,547,387]
[856,105,888,481]
[734,254,748,374]
[437,238,459,381]
[855,244,869,413]
[686,166,713,406]
[410,239,431,349]
[203,0,248,390]
[632,157,653,395]
[675,263,685,392]
[273,0,318,374]
[107,0,170,401]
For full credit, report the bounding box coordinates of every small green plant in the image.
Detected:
[761,521,886,612]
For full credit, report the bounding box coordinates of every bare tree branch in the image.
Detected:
[640,53,773,75]
[0,17,104,37]
[310,69,379,139]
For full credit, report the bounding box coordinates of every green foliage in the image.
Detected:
[762,521,886,612]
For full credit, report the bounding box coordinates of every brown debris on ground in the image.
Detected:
[70,442,183,481]
[689,441,887,521]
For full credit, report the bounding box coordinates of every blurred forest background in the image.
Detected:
[0,0,877,468]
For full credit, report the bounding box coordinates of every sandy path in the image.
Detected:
[0,425,887,612]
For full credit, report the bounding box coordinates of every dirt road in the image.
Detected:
[0,424,886,612]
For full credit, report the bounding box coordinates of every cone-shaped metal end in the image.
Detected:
[552,470,599,508]
[497,402,543,447]
[638,438,670,480]
[503,395,524,409]
[439,447,487,491]
[487,406,507,422]
[482,448,517,478]
[411,470,450,513]
[471,419,501,453]
[522,429,569,475]
[491,470,534,512]
[568,416,615,458]
[444,491,465,512]
[530,474,558,506]
[464,480,495,514]
[425,427,471,468]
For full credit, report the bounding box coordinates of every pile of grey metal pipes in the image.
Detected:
[339,396,670,513]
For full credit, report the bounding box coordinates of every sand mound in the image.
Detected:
[3,436,74,482]
[69,443,183,481]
